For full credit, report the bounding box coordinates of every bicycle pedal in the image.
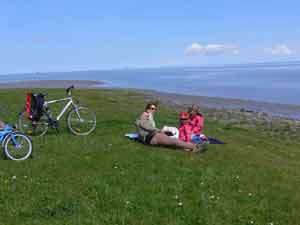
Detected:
[51,124,59,129]
[48,119,59,128]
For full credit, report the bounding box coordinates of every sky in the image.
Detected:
[0,0,300,74]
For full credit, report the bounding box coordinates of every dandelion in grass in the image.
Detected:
[209,195,215,199]
[177,201,183,207]
[248,192,253,197]
[113,164,119,169]
[249,220,254,224]
[174,195,179,200]
[125,200,130,205]
[12,175,16,180]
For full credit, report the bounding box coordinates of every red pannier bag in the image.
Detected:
[25,92,45,121]
[25,93,32,120]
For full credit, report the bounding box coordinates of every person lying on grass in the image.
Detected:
[135,102,205,153]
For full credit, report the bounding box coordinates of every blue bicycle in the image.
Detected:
[0,124,32,160]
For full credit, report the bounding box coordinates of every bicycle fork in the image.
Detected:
[10,134,22,149]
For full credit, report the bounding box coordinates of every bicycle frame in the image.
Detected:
[44,97,77,121]
[0,125,18,146]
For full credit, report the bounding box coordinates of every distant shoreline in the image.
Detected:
[0,80,103,89]
[0,79,299,120]
[139,90,300,120]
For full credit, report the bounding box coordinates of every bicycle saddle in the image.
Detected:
[66,85,75,95]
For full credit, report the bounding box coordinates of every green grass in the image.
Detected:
[0,88,299,225]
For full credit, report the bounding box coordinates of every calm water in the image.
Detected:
[1,62,300,105]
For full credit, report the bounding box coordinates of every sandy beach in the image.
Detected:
[139,90,300,120]
[1,79,299,119]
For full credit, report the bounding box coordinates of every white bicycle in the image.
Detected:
[18,86,96,136]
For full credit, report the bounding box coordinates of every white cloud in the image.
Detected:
[184,43,204,55]
[185,42,240,56]
[264,45,293,56]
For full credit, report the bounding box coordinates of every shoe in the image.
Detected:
[192,145,201,153]
[195,144,207,153]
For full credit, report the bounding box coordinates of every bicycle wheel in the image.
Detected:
[3,133,33,160]
[18,111,49,136]
[67,106,96,135]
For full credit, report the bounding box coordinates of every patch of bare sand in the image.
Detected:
[138,90,300,120]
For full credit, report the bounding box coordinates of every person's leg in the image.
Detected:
[150,132,196,150]
[191,135,204,144]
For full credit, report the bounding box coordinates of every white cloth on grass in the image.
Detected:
[161,126,179,139]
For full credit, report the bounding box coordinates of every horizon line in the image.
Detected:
[1,59,300,76]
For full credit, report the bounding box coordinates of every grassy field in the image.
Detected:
[0,88,299,225]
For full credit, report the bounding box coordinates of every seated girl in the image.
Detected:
[188,105,208,143]
[178,111,208,144]
[188,104,205,135]
[178,112,193,142]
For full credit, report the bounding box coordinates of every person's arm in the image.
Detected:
[186,127,193,142]
[137,113,160,132]
[179,126,190,142]
[192,116,204,135]
[179,127,185,141]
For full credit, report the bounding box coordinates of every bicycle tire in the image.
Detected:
[18,110,49,136]
[3,133,33,160]
[67,106,96,136]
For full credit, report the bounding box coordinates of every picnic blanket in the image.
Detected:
[125,133,225,144]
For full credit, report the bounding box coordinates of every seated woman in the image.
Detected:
[135,102,204,153]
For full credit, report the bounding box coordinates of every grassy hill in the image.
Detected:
[0,88,299,225]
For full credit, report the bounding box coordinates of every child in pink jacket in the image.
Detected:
[189,105,204,135]
[188,105,208,143]
[178,112,193,142]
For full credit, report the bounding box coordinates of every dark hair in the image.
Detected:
[188,104,202,115]
[145,101,158,110]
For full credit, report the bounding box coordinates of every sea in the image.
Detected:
[1,61,300,105]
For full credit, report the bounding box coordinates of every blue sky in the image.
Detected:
[0,0,299,74]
